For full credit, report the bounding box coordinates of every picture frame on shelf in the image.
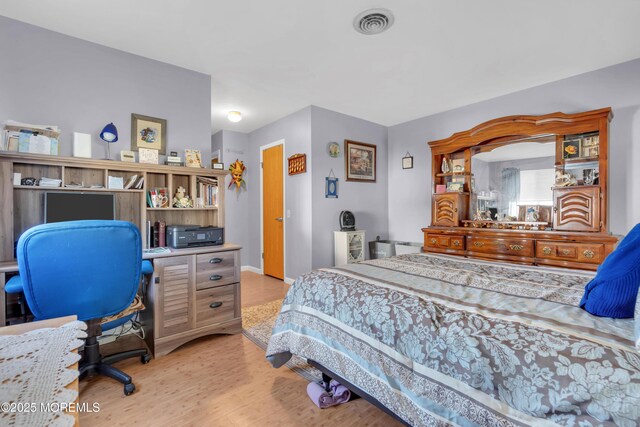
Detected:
[562,139,581,159]
[131,113,167,154]
[446,182,463,192]
[345,139,376,182]
[451,158,465,172]
[185,149,202,168]
[120,150,135,162]
[212,162,224,170]
[582,145,599,158]
[139,147,159,164]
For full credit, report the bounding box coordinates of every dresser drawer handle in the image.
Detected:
[452,240,460,247]
[209,301,223,309]
[583,249,595,259]
[473,241,484,248]
[430,238,437,245]
[561,249,571,256]
[510,244,524,251]
[209,274,223,281]
[209,258,223,264]
[542,247,552,255]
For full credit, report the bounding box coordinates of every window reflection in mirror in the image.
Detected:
[471,137,555,223]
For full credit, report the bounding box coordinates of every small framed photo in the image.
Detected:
[131,113,167,154]
[345,139,376,182]
[446,182,464,192]
[120,150,135,162]
[563,139,581,159]
[212,162,224,170]
[402,154,413,169]
[451,158,465,172]
[325,177,338,198]
[582,145,599,158]
[185,149,202,168]
[139,147,159,164]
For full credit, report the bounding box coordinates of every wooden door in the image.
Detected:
[154,255,194,338]
[432,193,461,226]
[262,144,284,279]
[554,186,600,232]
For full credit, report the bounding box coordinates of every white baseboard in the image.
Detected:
[241,265,263,274]
[284,277,295,285]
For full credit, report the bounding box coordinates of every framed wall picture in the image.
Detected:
[402,152,413,169]
[345,139,376,182]
[325,177,338,198]
[131,113,167,155]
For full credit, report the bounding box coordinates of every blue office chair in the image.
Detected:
[10,220,153,396]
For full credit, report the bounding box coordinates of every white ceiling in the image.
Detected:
[2,1,640,134]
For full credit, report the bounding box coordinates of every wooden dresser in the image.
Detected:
[422,108,618,271]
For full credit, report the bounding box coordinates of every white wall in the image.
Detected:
[310,106,388,268]
[0,16,212,162]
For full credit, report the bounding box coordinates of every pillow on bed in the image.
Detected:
[580,223,640,318]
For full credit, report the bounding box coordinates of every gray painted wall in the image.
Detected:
[211,130,250,263]
[388,58,640,240]
[247,107,313,279]
[310,106,388,268]
[0,16,212,161]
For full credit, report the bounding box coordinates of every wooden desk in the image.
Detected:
[1,244,243,358]
[0,315,80,426]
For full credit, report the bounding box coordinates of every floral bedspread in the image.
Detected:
[266,253,640,427]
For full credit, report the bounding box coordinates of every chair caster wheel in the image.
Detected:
[141,353,152,364]
[124,383,135,396]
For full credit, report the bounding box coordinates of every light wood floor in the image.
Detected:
[79,271,402,426]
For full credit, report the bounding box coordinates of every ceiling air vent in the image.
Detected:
[353,9,394,35]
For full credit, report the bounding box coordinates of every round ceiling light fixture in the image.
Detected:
[353,8,394,35]
[227,111,242,123]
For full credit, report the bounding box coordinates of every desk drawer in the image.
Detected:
[195,284,237,328]
[196,251,240,290]
[467,237,534,257]
[536,241,604,264]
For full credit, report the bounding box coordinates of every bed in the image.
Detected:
[266,253,640,426]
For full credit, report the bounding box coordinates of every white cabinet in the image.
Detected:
[334,231,366,266]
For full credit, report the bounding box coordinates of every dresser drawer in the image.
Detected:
[195,284,237,328]
[426,234,465,250]
[467,237,534,257]
[536,241,604,264]
[196,251,240,290]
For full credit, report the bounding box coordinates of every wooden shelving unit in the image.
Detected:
[0,152,229,260]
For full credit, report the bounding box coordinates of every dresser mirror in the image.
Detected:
[470,136,555,227]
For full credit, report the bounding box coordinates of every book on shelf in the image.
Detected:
[134,176,144,189]
[196,176,218,207]
[155,220,166,247]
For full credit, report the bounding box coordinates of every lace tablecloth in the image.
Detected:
[0,320,87,427]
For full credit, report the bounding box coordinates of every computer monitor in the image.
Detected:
[44,192,115,223]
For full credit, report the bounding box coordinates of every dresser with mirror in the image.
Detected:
[422,108,617,271]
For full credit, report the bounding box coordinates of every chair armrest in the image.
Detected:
[5,275,24,294]
[141,260,153,276]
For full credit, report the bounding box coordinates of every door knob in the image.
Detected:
[275,217,283,222]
